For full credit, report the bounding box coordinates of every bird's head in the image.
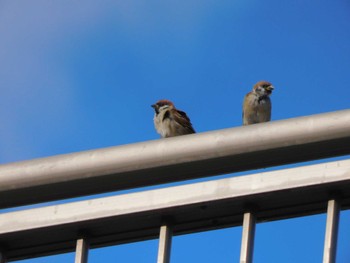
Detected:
[151,99,175,114]
[253,81,274,96]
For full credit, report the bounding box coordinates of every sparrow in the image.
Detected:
[151,99,195,138]
[242,81,274,125]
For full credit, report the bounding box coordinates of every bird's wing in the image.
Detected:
[173,109,196,133]
[242,92,255,125]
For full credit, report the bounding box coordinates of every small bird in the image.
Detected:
[151,99,195,138]
[242,81,274,125]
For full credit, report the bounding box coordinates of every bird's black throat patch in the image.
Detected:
[162,110,170,121]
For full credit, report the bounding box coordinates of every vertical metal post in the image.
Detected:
[75,238,89,263]
[0,251,6,263]
[240,212,256,263]
[323,199,340,263]
[157,224,173,263]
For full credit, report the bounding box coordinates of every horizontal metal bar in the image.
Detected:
[1,159,350,261]
[0,110,350,209]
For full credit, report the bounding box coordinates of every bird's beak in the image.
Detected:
[151,104,159,114]
[266,85,274,91]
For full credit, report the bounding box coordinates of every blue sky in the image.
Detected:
[1,0,350,262]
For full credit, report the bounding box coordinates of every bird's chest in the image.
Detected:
[154,111,171,126]
[154,111,176,137]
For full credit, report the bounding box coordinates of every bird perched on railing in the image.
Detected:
[151,99,195,138]
[242,81,274,125]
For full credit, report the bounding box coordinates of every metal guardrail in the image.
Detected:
[0,159,350,261]
[0,110,350,262]
[0,110,350,209]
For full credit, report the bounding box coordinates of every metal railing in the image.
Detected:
[0,110,350,262]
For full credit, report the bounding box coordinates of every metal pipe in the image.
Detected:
[240,212,256,263]
[1,110,350,208]
[0,252,6,263]
[1,159,350,261]
[157,225,173,263]
[75,238,89,263]
[323,200,340,263]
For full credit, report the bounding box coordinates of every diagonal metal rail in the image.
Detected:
[0,110,350,209]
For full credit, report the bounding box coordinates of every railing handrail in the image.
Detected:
[1,109,350,209]
[1,159,350,260]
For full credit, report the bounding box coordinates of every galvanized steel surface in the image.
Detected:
[1,159,350,260]
[1,110,350,208]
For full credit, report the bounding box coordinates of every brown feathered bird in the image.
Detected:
[242,81,274,125]
[151,99,195,138]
